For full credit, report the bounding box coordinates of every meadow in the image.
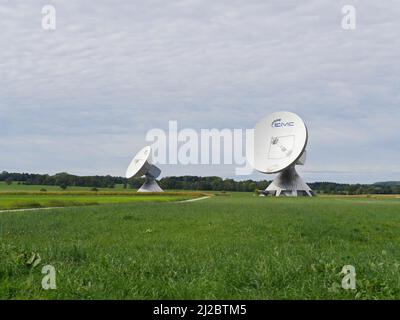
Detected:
[1,191,400,299]
[0,182,203,210]
[0,181,130,192]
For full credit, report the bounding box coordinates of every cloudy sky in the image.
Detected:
[1,1,399,183]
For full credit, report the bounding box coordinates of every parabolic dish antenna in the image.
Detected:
[253,111,313,197]
[125,146,164,192]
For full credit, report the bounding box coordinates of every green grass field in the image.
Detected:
[0,192,202,210]
[0,181,130,192]
[1,192,400,299]
[0,182,204,210]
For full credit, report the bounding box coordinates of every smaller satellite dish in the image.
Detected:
[126,146,164,192]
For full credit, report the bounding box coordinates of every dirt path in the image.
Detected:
[178,196,211,203]
[0,196,212,212]
[0,206,65,213]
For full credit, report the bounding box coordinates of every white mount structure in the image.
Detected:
[252,111,313,197]
[264,165,313,197]
[125,146,164,192]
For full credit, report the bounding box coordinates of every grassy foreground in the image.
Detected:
[1,193,400,299]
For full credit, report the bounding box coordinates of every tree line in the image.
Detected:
[0,172,125,190]
[1,171,399,194]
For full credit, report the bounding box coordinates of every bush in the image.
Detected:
[91,187,99,192]
[40,188,47,192]
[59,184,68,190]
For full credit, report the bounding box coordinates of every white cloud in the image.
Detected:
[0,1,399,183]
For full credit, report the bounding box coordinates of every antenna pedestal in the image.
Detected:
[263,166,313,197]
[138,175,164,192]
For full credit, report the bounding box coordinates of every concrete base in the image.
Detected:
[138,178,164,192]
[263,166,313,197]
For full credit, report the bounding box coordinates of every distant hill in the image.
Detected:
[374,181,400,186]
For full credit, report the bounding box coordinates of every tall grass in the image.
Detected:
[1,193,400,299]
[0,192,207,210]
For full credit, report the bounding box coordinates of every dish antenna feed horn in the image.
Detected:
[125,146,164,192]
[252,111,314,197]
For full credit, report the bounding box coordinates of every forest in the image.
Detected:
[1,171,399,194]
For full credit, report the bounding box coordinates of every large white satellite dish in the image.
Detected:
[125,146,164,192]
[253,111,313,197]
